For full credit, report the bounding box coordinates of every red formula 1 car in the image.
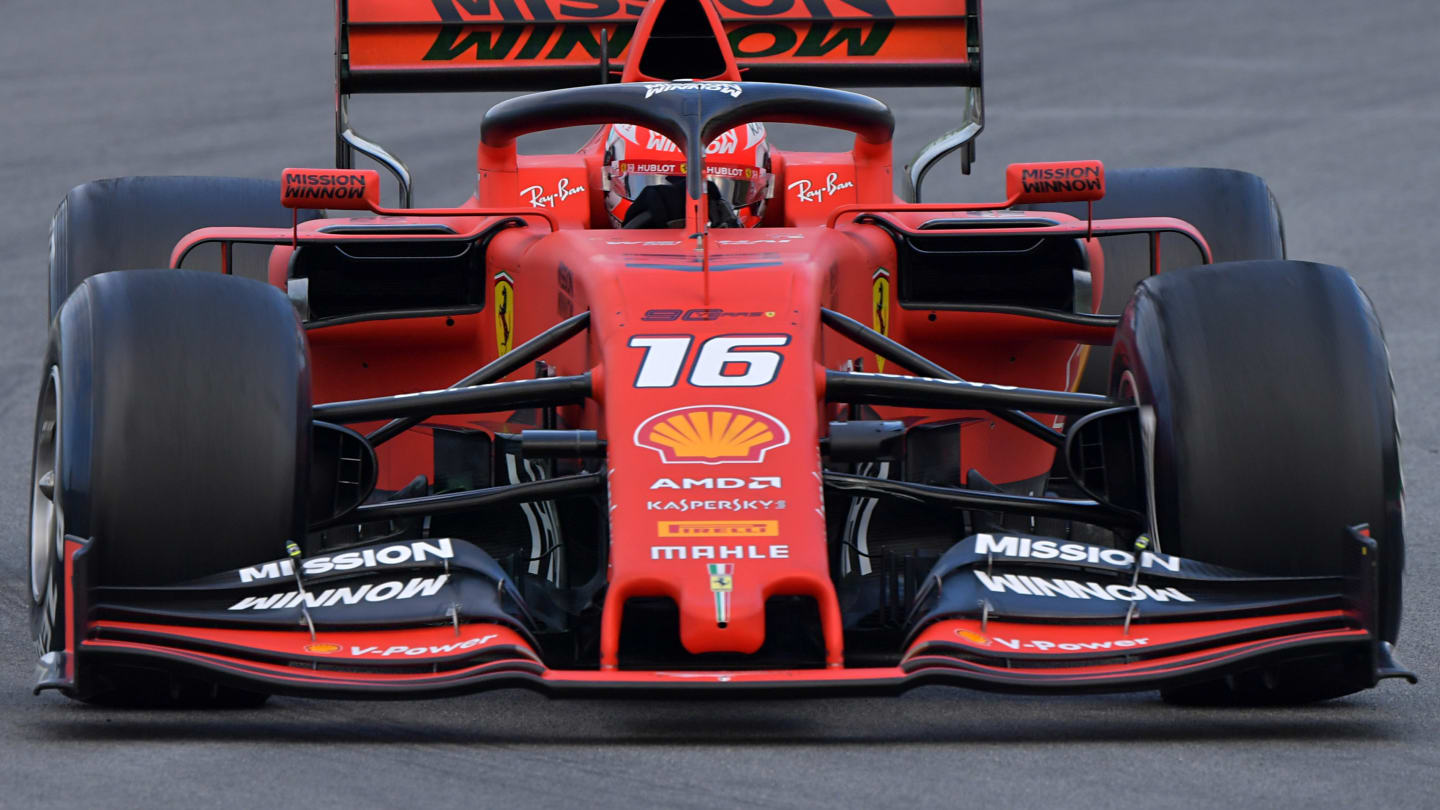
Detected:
[29,0,1413,706]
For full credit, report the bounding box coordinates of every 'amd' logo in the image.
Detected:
[650,477,781,490]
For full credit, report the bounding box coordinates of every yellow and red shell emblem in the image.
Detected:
[634,405,790,464]
[954,630,990,646]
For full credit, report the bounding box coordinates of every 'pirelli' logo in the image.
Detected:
[656,520,778,538]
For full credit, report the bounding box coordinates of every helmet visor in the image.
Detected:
[616,164,767,210]
[711,176,766,212]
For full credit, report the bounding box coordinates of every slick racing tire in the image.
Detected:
[31,269,311,706]
[1022,168,1285,394]
[48,176,323,320]
[1111,260,1403,704]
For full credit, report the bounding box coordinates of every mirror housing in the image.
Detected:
[1006,160,1105,205]
[281,168,380,211]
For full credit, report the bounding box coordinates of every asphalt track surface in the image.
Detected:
[2,1,1438,807]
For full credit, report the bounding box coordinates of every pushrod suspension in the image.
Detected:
[313,472,605,529]
[314,373,592,424]
[824,471,1142,528]
[365,310,591,445]
[820,308,1070,446]
[825,371,1117,415]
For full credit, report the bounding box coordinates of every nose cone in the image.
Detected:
[594,285,836,665]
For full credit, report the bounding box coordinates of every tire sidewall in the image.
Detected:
[28,353,67,655]
[32,286,99,653]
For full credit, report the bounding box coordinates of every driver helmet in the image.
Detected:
[603,122,772,228]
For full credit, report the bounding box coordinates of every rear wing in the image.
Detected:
[339,0,980,93]
[334,0,983,203]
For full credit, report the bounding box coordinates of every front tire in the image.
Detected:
[1111,260,1402,703]
[35,269,311,705]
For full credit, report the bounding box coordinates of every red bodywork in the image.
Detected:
[135,153,1354,696]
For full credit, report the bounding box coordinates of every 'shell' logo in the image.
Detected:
[635,406,789,464]
[953,630,989,646]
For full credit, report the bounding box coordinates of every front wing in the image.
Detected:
[37,529,1414,699]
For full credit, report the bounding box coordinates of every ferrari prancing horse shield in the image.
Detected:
[708,563,734,625]
[494,272,515,355]
[872,268,890,372]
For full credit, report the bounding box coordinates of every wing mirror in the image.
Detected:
[1005,160,1105,205]
[280,168,381,211]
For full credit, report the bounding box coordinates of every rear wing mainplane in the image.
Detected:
[334,0,984,202]
[340,0,979,93]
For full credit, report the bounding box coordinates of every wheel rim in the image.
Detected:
[30,366,61,605]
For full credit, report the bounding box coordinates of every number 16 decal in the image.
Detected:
[629,334,790,388]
